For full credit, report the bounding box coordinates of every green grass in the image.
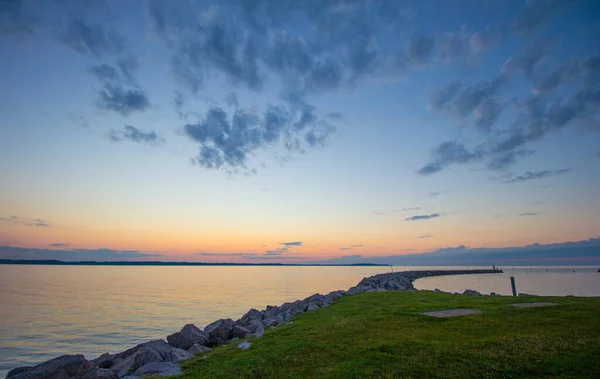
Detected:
[177,291,600,379]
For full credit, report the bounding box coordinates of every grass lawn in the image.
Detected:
[177,291,600,378]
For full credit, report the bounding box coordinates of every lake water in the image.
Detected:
[1,265,598,377]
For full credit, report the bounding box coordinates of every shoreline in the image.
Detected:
[6,269,503,378]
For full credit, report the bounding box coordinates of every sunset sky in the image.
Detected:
[1,0,599,263]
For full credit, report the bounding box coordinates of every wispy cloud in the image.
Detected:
[0,215,50,227]
[50,243,69,247]
[501,168,572,184]
[405,213,441,221]
[417,234,433,239]
[519,212,540,216]
[264,241,303,256]
[340,244,364,251]
[0,246,161,261]
[109,125,163,144]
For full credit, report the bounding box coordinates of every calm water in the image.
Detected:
[1,265,598,377]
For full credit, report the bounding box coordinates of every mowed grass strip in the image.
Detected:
[177,291,600,379]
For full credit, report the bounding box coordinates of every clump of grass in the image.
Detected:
[176,291,600,378]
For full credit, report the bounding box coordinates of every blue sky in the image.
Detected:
[0,0,599,263]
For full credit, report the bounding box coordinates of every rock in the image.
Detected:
[131,362,182,377]
[108,340,191,377]
[229,337,240,343]
[84,368,119,379]
[166,324,209,350]
[518,293,537,297]
[263,316,279,328]
[247,318,264,333]
[306,302,319,311]
[233,325,252,338]
[92,353,114,369]
[326,290,344,301]
[237,342,252,350]
[462,289,482,296]
[277,311,292,323]
[204,318,235,345]
[281,300,306,315]
[238,308,263,324]
[7,354,93,379]
[188,344,212,355]
[6,367,33,378]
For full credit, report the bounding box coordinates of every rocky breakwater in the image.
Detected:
[6,269,501,379]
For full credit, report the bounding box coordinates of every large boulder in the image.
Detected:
[7,354,93,379]
[131,362,182,377]
[306,302,319,312]
[204,318,235,345]
[463,289,482,296]
[108,340,191,377]
[92,353,114,369]
[83,369,119,379]
[232,325,252,338]
[166,324,209,350]
[262,316,279,328]
[187,344,211,355]
[281,300,306,315]
[238,308,262,324]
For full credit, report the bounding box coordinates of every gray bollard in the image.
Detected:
[510,276,517,296]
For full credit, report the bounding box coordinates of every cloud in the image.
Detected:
[340,244,364,251]
[405,34,435,66]
[519,212,540,216]
[279,241,302,247]
[0,0,37,36]
[405,213,441,221]
[109,125,163,144]
[502,168,572,184]
[394,207,421,212]
[0,246,162,261]
[264,241,303,256]
[96,85,150,115]
[50,243,69,247]
[514,0,570,32]
[59,18,124,58]
[429,82,461,110]
[0,215,50,227]
[184,104,334,171]
[89,64,120,82]
[318,237,600,266]
[417,234,433,239]
[429,192,440,196]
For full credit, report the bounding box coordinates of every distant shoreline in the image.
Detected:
[0,259,387,267]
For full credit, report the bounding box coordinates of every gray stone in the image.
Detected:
[204,318,235,345]
[83,369,119,379]
[306,302,319,311]
[188,344,212,355]
[7,354,93,379]
[132,362,182,377]
[462,289,482,296]
[263,316,279,327]
[166,323,209,350]
[237,342,252,350]
[92,353,114,369]
[6,367,33,378]
[518,292,537,297]
[233,325,252,338]
[422,309,481,318]
[108,340,191,377]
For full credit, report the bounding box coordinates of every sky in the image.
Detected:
[0,0,599,264]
